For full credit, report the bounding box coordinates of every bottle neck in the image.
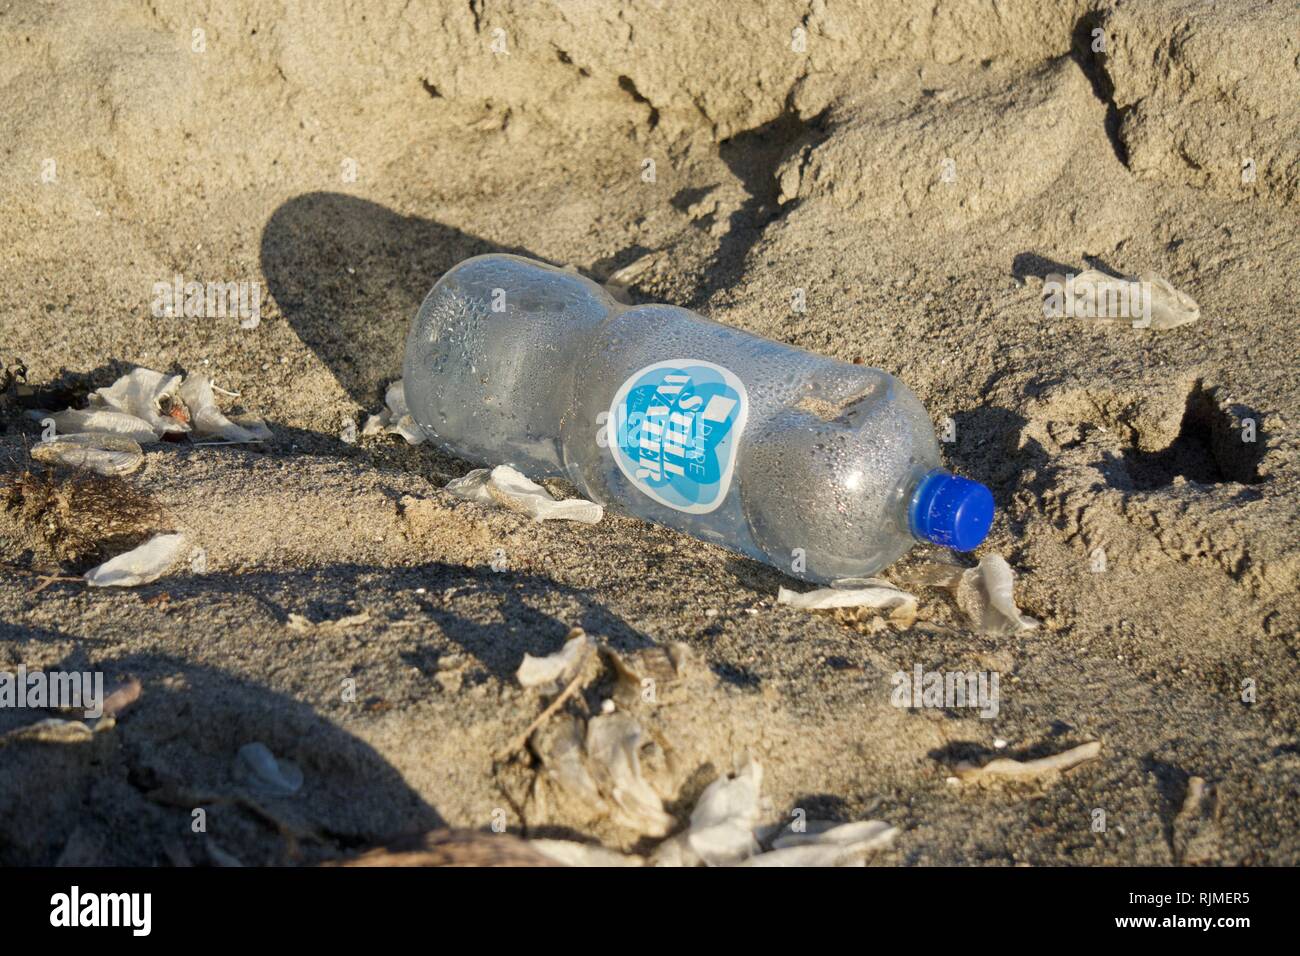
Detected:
[897,465,944,542]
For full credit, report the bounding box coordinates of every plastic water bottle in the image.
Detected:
[403,254,993,584]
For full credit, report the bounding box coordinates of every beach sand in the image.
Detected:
[1,0,1297,865]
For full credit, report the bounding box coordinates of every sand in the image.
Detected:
[1,0,1297,865]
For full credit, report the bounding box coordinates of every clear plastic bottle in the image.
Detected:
[403,254,993,583]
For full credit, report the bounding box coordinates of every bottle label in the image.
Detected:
[608,359,749,514]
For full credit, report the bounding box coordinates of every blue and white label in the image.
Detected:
[608,359,749,514]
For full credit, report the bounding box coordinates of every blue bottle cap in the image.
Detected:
[908,470,994,551]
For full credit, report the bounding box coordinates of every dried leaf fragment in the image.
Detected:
[0,718,94,746]
[687,759,763,865]
[749,820,899,867]
[446,465,603,523]
[1043,269,1199,330]
[527,839,645,867]
[234,742,304,796]
[83,532,187,587]
[88,368,190,437]
[955,555,1038,635]
[778,581,918,626]
[180,375,266,443]
[31,433,144,476]
[584,711,674,837]
[362,380,425,445]
[955,740,1102,781]
[905,554,1037,635]
[517,630,594,694]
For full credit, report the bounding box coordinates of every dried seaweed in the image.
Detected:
[1,467,164,569]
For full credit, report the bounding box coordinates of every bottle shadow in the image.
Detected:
[256,193,808,600]
[259,192,539,408]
